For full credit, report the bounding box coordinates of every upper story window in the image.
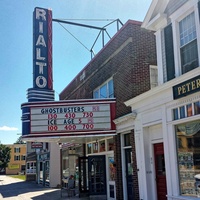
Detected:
[179,12,198,74]
[150,65,158,88]
[93,79,114,99]
[163,7,200,82]
[14,147,20,153]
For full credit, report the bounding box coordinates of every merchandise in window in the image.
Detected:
[176,120,200,197]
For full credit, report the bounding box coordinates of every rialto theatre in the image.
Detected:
[21,7,116,199]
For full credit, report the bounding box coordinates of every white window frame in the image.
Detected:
[93,78,114,99]
[169,1,200,77]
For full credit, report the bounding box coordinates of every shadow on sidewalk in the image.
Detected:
[0,180,61,200]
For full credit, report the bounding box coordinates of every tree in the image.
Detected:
[15,136,25,144]
[0,144,11,172]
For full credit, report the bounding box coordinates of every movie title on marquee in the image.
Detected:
[33,7,52,90]
[30,103,115,134]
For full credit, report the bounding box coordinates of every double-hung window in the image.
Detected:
[179,12,199,74]
[93,79,114,99]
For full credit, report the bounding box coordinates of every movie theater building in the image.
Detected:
[125,0,200,199]
[59,19,156,200]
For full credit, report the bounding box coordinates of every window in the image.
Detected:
[14,147,20,153]
[14,155,20,161]
[175,120,200,197]
[93,79,114,99]
[21,155,26,161]
[26,162,36,174]
[124,133,131,147]
[173,101,200,120]
[179,12,198,74]
[150,65,158,88]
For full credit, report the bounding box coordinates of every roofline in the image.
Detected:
[59,20,142,96]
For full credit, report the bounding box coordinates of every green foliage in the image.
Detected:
[9,175,26,181]
[15,136,25,144]
[0,144,11,171]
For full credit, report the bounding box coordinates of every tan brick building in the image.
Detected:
[6,144,26,175]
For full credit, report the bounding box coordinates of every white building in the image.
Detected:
[124,0,200,199]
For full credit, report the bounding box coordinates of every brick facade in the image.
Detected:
[60,20,156,200]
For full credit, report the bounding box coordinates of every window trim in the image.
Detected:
[93,78,114,99]
[169,3,200,77]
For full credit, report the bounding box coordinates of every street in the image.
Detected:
[0,175,84,200]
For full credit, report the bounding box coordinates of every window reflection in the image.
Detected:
[176,120,200,197]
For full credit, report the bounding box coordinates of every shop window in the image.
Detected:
[107,138,114,151]
[100,140,106,152]
[186,104,193,117]
[124,133,131,146]
[194,101,200,115]
[108,157,116,181]
[180,106,185,119]
[87,143,92,154]
[173,108,179,120]
[93,142,98,153]
[175,120,200,197]
[26,162,36,174]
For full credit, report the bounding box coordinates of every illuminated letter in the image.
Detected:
[36,8,46,21]
[36,48,45,60]
[36,76,47,88]
[39,22,44,33]
[36,35,46,47]
[36,62,47,74]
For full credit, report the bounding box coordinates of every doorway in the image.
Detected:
[79,155,107,197]
[154,143,167,200]
[125,148,134,200]
[88,155,106,195]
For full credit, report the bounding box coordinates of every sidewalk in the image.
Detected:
[0,175,88,200]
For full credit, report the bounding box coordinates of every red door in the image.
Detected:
[154,143,167,200]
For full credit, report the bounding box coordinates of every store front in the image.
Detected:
[125,69,200,200]
[61,137,116,199]
[37,151,50,186]
[85,137,116,200]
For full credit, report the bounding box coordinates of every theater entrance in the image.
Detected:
[79,155,107,198]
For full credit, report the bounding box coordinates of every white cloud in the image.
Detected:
[0,126,18,131]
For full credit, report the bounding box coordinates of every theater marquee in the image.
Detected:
[21,99,116,138]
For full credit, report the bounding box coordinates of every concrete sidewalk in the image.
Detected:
[0,175,88,200]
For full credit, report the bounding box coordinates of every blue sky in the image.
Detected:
[0,0,151,144]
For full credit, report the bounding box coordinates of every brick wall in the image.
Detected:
[60,20,156,200]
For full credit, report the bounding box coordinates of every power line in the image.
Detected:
[58,22,91,52]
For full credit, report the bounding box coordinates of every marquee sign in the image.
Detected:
[22,99,116,137]
[33,7,53,90]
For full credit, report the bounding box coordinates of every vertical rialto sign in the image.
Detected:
[33,7,53,90]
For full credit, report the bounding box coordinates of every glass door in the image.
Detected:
[79,157,89,196]
[88,155,106,195]
[125,148,134,200]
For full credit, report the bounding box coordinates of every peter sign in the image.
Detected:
[21,99,116,138]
